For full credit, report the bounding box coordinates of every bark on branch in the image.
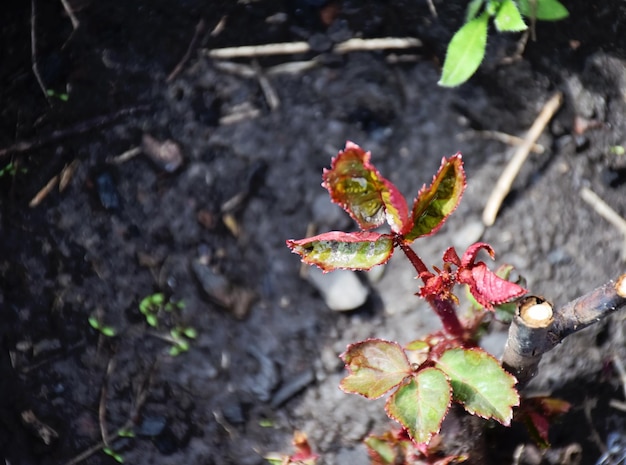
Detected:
[502,274,626,389]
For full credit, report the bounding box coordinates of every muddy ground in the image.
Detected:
[2,1,626,464]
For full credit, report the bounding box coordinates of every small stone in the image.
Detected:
[94,170,120,211]
[137,416,167,437]
[142,134,184,172]
[307,267,369,311]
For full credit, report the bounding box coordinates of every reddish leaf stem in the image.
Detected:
[396,239,429,277]
[397,238,465,339]
[428,297,465,340]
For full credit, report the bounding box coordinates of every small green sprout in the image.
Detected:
[117,427,135,438]
[88,315,117,337]
[139,293,195,356]
[103,447,124,463]
[46,88,69,102]
[610,145,625,156]
[139,293,185,328]
[0,162,27,178]
[167,325,197,356]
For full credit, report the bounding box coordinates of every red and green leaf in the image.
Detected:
[265,431,319,465]
[435,348,519,425]
[516,396,571,448]
[340,339,412,399]
[323,142,410,233]
[456,243,527,309]
[286,231,394,272]
[405,154,466,241]
[385,369,451,446]
[364,430,413,465]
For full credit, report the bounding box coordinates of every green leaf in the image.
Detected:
[495,0,528,31]
[183,327,198,339]
[385,369,451,445]
[287,231,394,272]
[146,314,158,327]
[405,154,466,241]
[517,0,569,20]
[117,428,135,438]
[88,316,100,330]
[101,326,117,337]
[323,142,410,233]
[439,12,489,87]
[364,431,412,465]
[436,348,519,425]
[466,0,485,21]
[340,339,411,399]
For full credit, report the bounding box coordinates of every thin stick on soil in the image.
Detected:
[0,105,151,158]
[580,186,626,260]
[106,146,142,165]
[31,0,51,105]
[206,37,421,59]
[59,0,80,30]
[252,60,280,110]
[29,174,59,207]
[99,357,116,447]
[503,274,626,389]
[482,92,562,226]
[457,129,544,154]
[166,18,206,83]
[62,360,158,465]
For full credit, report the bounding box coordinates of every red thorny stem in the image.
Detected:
[396,238,465,339]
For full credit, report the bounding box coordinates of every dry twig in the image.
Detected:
[0,105,150,158]
[580,186,626,260]
[29,175,59,207]
[252,60,280,110]
[98,357,116,447]
[458,129,544,153]
[167,19,206,82]
[62,360,157,465]
[31,0,50,104]
[482,92,562,226]
[205,37,421,59]
[59,0,80,30]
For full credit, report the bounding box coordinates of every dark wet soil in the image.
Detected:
[2,1,626,464]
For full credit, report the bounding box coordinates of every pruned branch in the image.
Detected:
[503,274,626,389]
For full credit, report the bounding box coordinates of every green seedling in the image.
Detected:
[88,315,117,337]
[439,0,568,87]
[167,325,197,356]
[0,162,27,178]
[139,292,185,327]
[139,293,195,356]
[46,88,69,102]
[103,446,124,463]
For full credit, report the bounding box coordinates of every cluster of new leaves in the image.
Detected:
[286,142,527,448]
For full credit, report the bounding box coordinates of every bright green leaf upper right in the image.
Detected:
[517,0,569,20]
